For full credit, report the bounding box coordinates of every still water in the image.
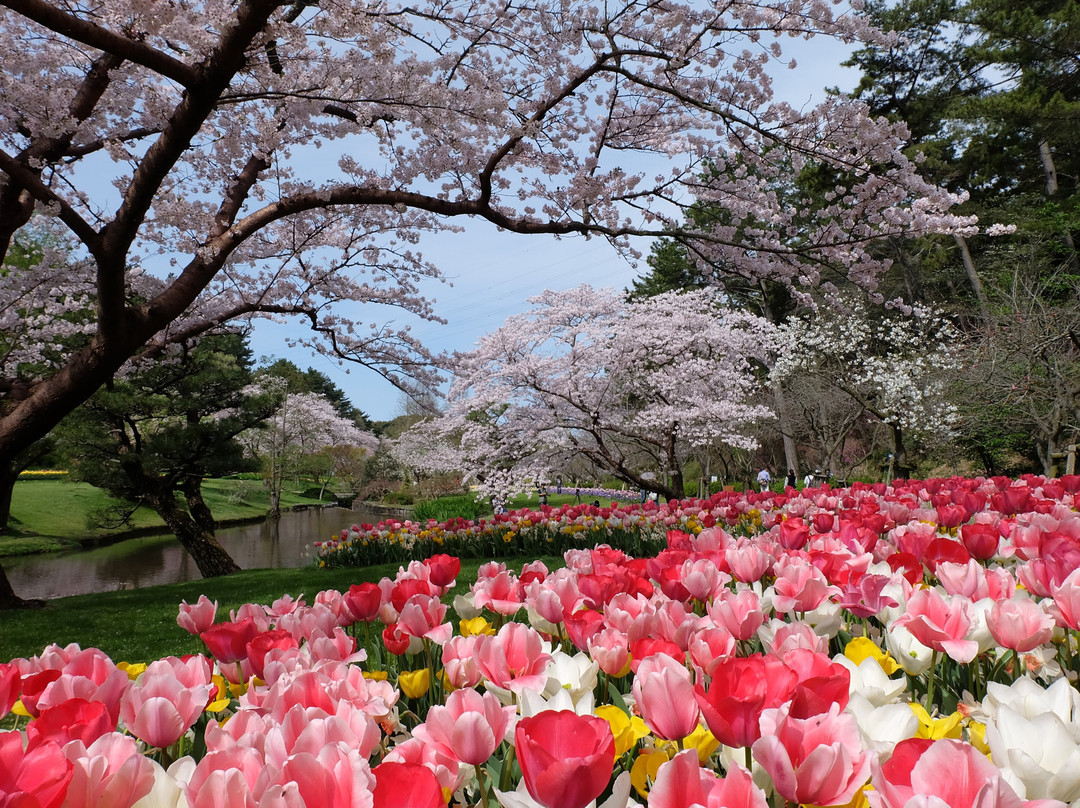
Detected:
[4,506,383,601]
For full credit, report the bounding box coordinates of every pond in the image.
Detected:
[3,506,388,601]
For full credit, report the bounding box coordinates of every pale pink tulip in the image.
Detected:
[472,570,524,616]
[868,737,1030,808]
[442,635,484,689]
[396,594,453,646]
[1050,566,1080,630]
[413,688,516,765]
[987,598,1055,653]
[707,588,764,641]
[177,595,218,636]
[752,703,871,807]
[586,628,631,677]
[183,746,265,808]
[120,657,213,749]
[770,556,837,613]
[725,540,773,583]
[632,653,700,741]
[648,749,767,808]
[476,622,551,696]
[891,588,978,663]
[62,732,155,808]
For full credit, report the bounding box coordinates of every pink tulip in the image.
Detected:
[515,710,615,808]
[201,617,260,664]
[442,635,484,689]
[342,582,383,624]
[476,622,551,695]
[177,594,218,636]
[783,648,850,719]
[632,653,701,741]
[707,588,764,641]
[771,556,836,613]
[725,540,773,583]
[372,761,444,808]
[1051,566,1080,630]
[120,656,213,749]
[891,587,978,663]
[413,688,516,765]
[688,627,737,677]
[587,628,632,677]
[0,731,73,808]
[184,746,266,808]
[246,629,300,680]
[777,517,811,550]
[868,737,1029,808]
[258,745,374,808]
[987,597,1054,653]
[61,733,156,808]
[648,749,767,808]
[472,570,524,616]
[396,594,453,646]
[752,702,871,807]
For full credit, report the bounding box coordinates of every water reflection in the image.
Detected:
[5,506,382,601]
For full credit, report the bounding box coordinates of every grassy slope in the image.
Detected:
[0,556,564,663]
[1,479,328,555]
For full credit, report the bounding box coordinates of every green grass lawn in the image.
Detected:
[1,479,328,556]
[0,556,564,663]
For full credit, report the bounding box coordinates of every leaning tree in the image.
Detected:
[0,0,978,605]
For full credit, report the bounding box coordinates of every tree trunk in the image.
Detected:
[0,458,18,534]
[771,380,800,477]
[148,491,240,578]
[890,423,911,480]
[1038,139,1080,274]
[953,234,990,325]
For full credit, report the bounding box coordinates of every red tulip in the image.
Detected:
[200,617,260,664]
[425,553,461,588]
[959,522,999,560]
[372,761,444,808]
[515,710,615,808]
[0,661,19,717]
[245,629,299,680]
[695,655,796,748]
[343,582,383,623]
[26,699,113,750]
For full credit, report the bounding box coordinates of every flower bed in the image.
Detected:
[5,473,1080,808]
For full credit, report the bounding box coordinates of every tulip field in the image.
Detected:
[6,474,1080,808]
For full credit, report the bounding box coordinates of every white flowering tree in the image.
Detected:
[399,286,776,500]
[240,381,378,517]
[0,0,981,604]
[771,298,962,478]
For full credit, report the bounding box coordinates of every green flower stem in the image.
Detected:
[925,650,940,714]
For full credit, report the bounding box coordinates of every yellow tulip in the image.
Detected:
[630,749,669,798]
[595,705,650,756]
[966,720,991,755]
[363,670,389,681]
[844,637,902,675]
[910,703,963,739]
[11,699,31,718]
[460,617,496,637]
[681,724,720,764]
[117,661,147,681]
[399,668,431,699]
[206,675,232,713]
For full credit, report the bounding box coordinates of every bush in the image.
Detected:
[412,495,483,522]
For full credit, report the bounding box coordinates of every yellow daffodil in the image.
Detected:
[844,637,902,675]
[460,617,496,637]
[398,668,431,699]
[117,661,147,681]
[910,703,963,739]
[630,749,670,798]
[595,705,650,756]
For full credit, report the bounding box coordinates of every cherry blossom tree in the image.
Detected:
[398,286,776,500]
[770,296,962,478]
[240,381,378,518]
[0,0,982,604]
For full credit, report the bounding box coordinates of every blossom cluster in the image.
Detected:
[7,474,1080,808]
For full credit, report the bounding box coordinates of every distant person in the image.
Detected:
[803,472,813,488]
[756,468,771,491]
[592,500,601,507]
[785,469,797,489]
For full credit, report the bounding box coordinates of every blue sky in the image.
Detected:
[255,37,862,422]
